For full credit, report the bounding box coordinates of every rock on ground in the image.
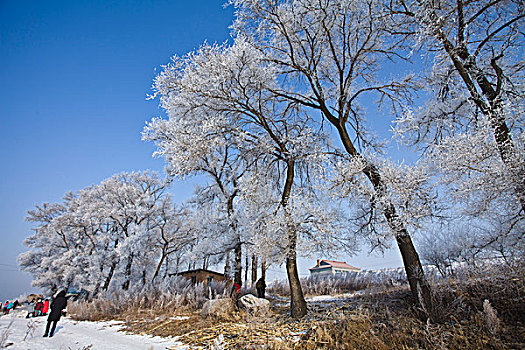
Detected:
[238,294,270,312]
[201,298,235,318]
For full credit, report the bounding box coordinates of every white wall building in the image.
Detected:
[309,259,360,277]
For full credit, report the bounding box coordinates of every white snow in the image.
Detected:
[0,309,187,350]
[305,292,359,303]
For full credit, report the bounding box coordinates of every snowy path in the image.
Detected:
[0,310,187,350]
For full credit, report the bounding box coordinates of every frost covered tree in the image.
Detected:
[85,171,168,291]
[19,201,78,293]
[19,171,191,295]
[392,0,524,211]
[150,200,192,281]
[240,163,358,266]
[143,111,248,286]
[389,0,524,261]
[146,36,345,317]
[228,0,435,315]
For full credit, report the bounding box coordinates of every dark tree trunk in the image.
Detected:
[234,241,242,286]
[102,261,117,291]
[163,256,169,278]
[282,159,307,318]
[286,255,307,318]
[245,255,249,284]
[102,238,119,292]
[251,255,258,284]
[224,251,231,278]
[175,255,181,274]
[261,259,266,280]
[93,283,101,298]
[396,231,433,316]
[122,253,134,291]
[335,124,433,317]
[152,251,166,282]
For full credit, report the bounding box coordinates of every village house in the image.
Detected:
[172,269,228,286]
[309,259,360,277]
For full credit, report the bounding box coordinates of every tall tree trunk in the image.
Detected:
[163,255,169,278]
[227,194,243,287]
[93,283,101,298]
[102,261,117,291]
[336,124,433,317]
[224,251,231,278]
[251,255,258,284]
[261,259,266,281]
[102,238,119,292]
[152,251,166,282]
[141,269,146,285]
[122,253,134,291]
[245,255,249,284]
[282,159,307,318]
[175,255,181,274]
[234,241,242,286]
[286,233,307,318]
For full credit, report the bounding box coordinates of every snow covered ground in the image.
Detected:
[0,308,187,350]
[305,292,360,303]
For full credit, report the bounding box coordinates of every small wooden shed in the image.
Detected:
[173,269,228,286]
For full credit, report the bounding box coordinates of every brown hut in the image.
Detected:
[172,269,228,286]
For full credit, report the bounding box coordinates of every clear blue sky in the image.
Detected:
[0,0,403,301]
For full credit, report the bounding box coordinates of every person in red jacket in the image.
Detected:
[35,300,44,316]
[42,299,50,315]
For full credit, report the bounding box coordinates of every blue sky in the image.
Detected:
[0,0,403,301]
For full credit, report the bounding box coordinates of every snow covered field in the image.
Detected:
[0,309,186,350]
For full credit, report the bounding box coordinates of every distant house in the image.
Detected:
[309,259,360,277]
[171,269,228,286]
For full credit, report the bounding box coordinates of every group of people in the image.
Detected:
[2,300,19,314]
[2,290,68,338]
[26,298,50,318]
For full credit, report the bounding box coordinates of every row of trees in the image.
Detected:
[19,172,191,295]
[21,0,522,319]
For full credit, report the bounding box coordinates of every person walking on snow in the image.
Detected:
[43,290,67,337]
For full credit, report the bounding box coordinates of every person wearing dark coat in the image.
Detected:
[255,277,266,299]
[43,291,67,337]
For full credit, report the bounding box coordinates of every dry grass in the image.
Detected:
[268,270,405,298]
[68,262,524,349]
[68,280,230,322]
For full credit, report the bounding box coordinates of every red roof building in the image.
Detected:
[309,259,360,277]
